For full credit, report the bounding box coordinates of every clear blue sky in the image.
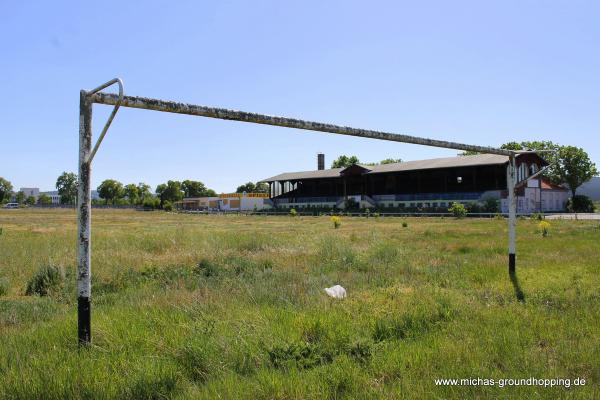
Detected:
[2,1,598,193]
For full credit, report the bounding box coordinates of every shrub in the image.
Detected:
[0,278,8,296]
[448,202,467,219]
[373,212,380,218]
[196,259,219,277]
[289,208,298,217]
[566,195,595,213]
[330,215,341,229]
[268,342,334,370]
[467,202,482,213]
[347,340,372,363]
[163,201,173,212]
[142,197,160,209]
[25,265,64,296]
[539,221,551,237]
[482,197,500,213]
[402,221,408,228]
[531,212,544,221]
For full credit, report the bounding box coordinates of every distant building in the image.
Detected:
[179,192,271,211]
[37,190,101,205]
[19,188,40,199]
[260,153,568,213]
[577,176,600,200]
[500,177,569,214]
[40,191,61,205]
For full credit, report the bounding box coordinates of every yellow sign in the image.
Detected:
[219,193,269,198]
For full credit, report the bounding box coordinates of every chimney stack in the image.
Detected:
[317,153,325,170]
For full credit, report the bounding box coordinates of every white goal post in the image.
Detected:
[77,78,520,344]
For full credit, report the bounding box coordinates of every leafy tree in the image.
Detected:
[458,150,480,156]
[331,155,360,168]
[142,196,161,209]
[482,197,499,213]
[37,194,52,205]
[449,202,467,218]
[254,182,269,193]
[25,196,36,206]
[15,191,26,204]
[236,181,269,193]
[156,184,167,201]
[123,184,140,205]
[97,179,124,205]
[137,183,152,204]
[156,180,184,207]
[380,158,402,164]
[236,182,256,193]
[500,141,524,151]
[554,146,598,197]
[56,172,78,205]
[0,177,13,203]
[182,180,208,197]
[566,195,595,213]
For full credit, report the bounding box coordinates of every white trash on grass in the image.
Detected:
[324,285,346,299]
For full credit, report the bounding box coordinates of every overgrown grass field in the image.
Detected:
[0,209,598,399]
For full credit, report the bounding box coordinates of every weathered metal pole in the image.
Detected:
[91,92,513,157]
[507,154,517,273]
[77,90,93,344]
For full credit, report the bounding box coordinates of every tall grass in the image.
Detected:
[0,209,598,399]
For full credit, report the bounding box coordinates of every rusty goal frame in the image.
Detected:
[77,77,522,344]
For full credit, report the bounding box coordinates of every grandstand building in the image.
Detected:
[260,153,568,213]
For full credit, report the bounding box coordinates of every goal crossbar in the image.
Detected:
[76,78,519,345]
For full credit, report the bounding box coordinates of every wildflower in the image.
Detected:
[538,221,550,237]
[330,215,341,229]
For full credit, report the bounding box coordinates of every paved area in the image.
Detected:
[546,213,600,220]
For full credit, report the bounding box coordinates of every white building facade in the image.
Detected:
[501,177,568,214]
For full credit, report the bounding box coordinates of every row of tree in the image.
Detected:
[330,156,402,168]
[0,174,221,208]
[95,179,220,207]
[235,181,269,194]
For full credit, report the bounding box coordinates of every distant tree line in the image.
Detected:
[93,179,220,209]
[236,181,269,194]
[2,172,276,210]
[330,155,402,168]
